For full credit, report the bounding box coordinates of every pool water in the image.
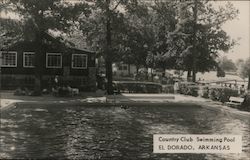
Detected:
[1,103,250,159]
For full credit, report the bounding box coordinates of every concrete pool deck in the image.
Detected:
[0,90,217,109]
[1,91,250,118]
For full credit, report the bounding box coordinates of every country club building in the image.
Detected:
[0,33,96,91]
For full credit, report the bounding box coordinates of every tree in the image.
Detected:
[79,0,129,94]
[235,59,244,69]
[9,0,90,94]
[122,2,155,74]
[218,56,237,72]
[238,58,250,90]
[217,66,225,77]
[0,1,22,49]
[150,0,238,82]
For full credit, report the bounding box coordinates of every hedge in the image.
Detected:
[208,86,239,103]
[242,93,250,111]
[115,82,162,93]
[179,83,199,97]
[178,83,240,103]
[162,85,174,93]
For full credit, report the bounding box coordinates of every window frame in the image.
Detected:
[46,52,62,68]
[118,64,128,71]
[71,54,88,69]
[1,51,17,67]
[23,52,35,68]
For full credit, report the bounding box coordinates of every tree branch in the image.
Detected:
[111,0,122,11]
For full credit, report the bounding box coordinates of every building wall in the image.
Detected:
[113,63,137,77]
[1,41,96,90]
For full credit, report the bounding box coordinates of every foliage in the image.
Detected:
[2,0,241,93]
[150,0,238,81]
[7,0,91,93]
[162,85,174,94]
[179,82,199,97]
[242,93,250,110]
[237,58,250,89]
[238,58,250,79]
[218,56,237,72]
[0,1,22,49]
[78,0,131,94]
[208,86,238,103]
[10,0,90,35]
[217,66,225,77]
[115,82,162,93]
[124,3,156,69]
[0,18,22,49]
[200,86,209,98]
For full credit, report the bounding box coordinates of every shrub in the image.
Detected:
[179,83,199,97]
[187,86,199,97]
[242,92,250,111]
[162,85,174,93]
[115,82,162,93]
[208,86,239,103]
[200,86,209,98]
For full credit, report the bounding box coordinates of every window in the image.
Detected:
[118,64,128,71]
[118,66,123,70]
[1,51,17,67]
[46,53,62,68]
[72,54,87,69]
[23,52,35,67]
[123,65,128,70]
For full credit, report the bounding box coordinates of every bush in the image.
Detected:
[115,82,162,93]
[208,86,239,103]
[200,86,209,98]
[187,86,199,97]
[242,92,250,111]
[179,83,199,97]
[162,85,174,93]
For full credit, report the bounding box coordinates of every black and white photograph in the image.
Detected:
[0,0,249,159]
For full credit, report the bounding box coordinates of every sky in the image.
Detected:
[216,1,250,61]
[1,1,249,61]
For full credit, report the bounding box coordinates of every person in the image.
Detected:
[174,80,180,94]
[233,84,238,89]
[54,75,59,87]
[239,85,245,95]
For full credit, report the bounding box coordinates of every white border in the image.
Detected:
[1,51,17,67]
[23,52,35,68]
[72,54,88,69]
[46,52,62,68]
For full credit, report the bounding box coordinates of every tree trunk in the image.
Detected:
[105,0,113,95]
[192,0,198,83]
[187,69,192,81]
[136,66,139,74]
[248,74,250,90]
[106,59,113,94]
[128,64,131,76]
[34,31,43,95]
[192,70,196,82]
[150,68,153,82]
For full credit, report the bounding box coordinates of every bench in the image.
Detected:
[225,96,245,107]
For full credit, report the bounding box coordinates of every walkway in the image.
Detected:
[1,91,211,109]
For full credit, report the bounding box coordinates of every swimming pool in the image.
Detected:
[1,103,249,159]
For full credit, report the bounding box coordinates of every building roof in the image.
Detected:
[2,31,95,54]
